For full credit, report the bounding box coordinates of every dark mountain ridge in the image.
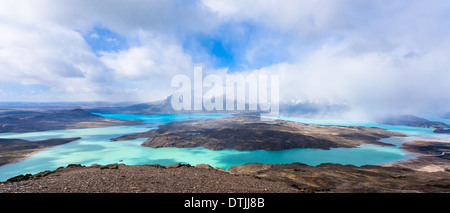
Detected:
[0,109,143,133]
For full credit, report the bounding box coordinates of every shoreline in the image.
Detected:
[0,137,81,167]
[1,137,449,192]
[3,147,49,167]
[382,140,450,172]
[3,140,447,171]
[0,122,151,134]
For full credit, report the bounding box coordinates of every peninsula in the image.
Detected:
[0,137,81,166]
[112,114,405,151]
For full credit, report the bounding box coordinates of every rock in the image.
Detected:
[35,170,53,178]
[90,164,102,168]
[100,163,119,170]
[66,164,84,168]
[195,164,212,169]
[228,163,274,175]
[148,164,165,169]
[167,163,182,168]
[166,163,191,168]
[6,174,33,182]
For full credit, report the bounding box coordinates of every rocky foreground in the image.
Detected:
[1,161,449,193]
[0,163,298,193]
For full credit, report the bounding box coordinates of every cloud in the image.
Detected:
[15,0,218,36]
[0,19,104,98]
[0,0,449,117]
[0,0,217,102]
[203,0,450,117]
[244,38,450,117]
[202,0,368,34]
[100,34,193,80]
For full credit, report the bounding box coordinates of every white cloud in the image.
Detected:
[202,0,364,34]
[0,0,216,102]
[89,33,99,39]
[203,0,450,116]
[243,38,450,117]
[0,19,105,95]
[0,0,449,117]
[100,35,193,80]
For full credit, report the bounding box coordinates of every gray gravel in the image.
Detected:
[0,164,299,193]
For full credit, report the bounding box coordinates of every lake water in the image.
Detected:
[0,113,449,181]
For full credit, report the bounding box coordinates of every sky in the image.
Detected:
[0,0,450,117]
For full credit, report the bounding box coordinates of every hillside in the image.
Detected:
[0,109,144,133]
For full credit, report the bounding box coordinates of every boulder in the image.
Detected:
[195,164,212,169]
[100,163,119,170]
[66,164,84,168]
[6,174,33,182]
[167,163,191,168]
[167,163,182,168]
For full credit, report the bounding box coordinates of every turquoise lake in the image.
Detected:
[0,113,449,181]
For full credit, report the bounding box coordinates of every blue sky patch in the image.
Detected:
[82,26,128,54]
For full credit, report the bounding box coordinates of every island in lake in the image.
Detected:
[112,114,405,150]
